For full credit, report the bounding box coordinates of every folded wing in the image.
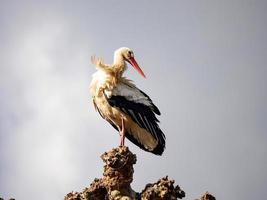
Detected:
[104,82,165,155]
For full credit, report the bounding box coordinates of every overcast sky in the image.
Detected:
[1,1,267,199]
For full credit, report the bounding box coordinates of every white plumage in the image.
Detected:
[90,47,165,155]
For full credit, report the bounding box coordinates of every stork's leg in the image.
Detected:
[119,117,125,146]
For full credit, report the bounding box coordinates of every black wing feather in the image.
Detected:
[126,84,161,115]
[104,91,165,155]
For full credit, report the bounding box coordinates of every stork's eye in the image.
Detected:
[129,51,133,57]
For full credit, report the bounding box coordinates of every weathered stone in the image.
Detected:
[141,176,185,200]
[64,146,215,200]
[196,192,216,200]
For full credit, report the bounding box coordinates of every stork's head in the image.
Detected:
[114,47,146,78]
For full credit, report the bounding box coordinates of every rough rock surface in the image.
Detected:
[65,146,138,200]
[196,192,216,200]
[141,176,185,200]
[65,146,215,200]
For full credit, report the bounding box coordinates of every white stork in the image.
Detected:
[89,47,165,155]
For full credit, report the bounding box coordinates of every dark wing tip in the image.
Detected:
[153,105,161,115]
[151,143,165,155]
[125,132,166,156]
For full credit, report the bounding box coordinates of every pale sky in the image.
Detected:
[1,1,267,200]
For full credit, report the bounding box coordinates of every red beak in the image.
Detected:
[127,57,146,78]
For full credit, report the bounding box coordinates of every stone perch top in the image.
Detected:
[101,146,136,189]
[64,146,215,200]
